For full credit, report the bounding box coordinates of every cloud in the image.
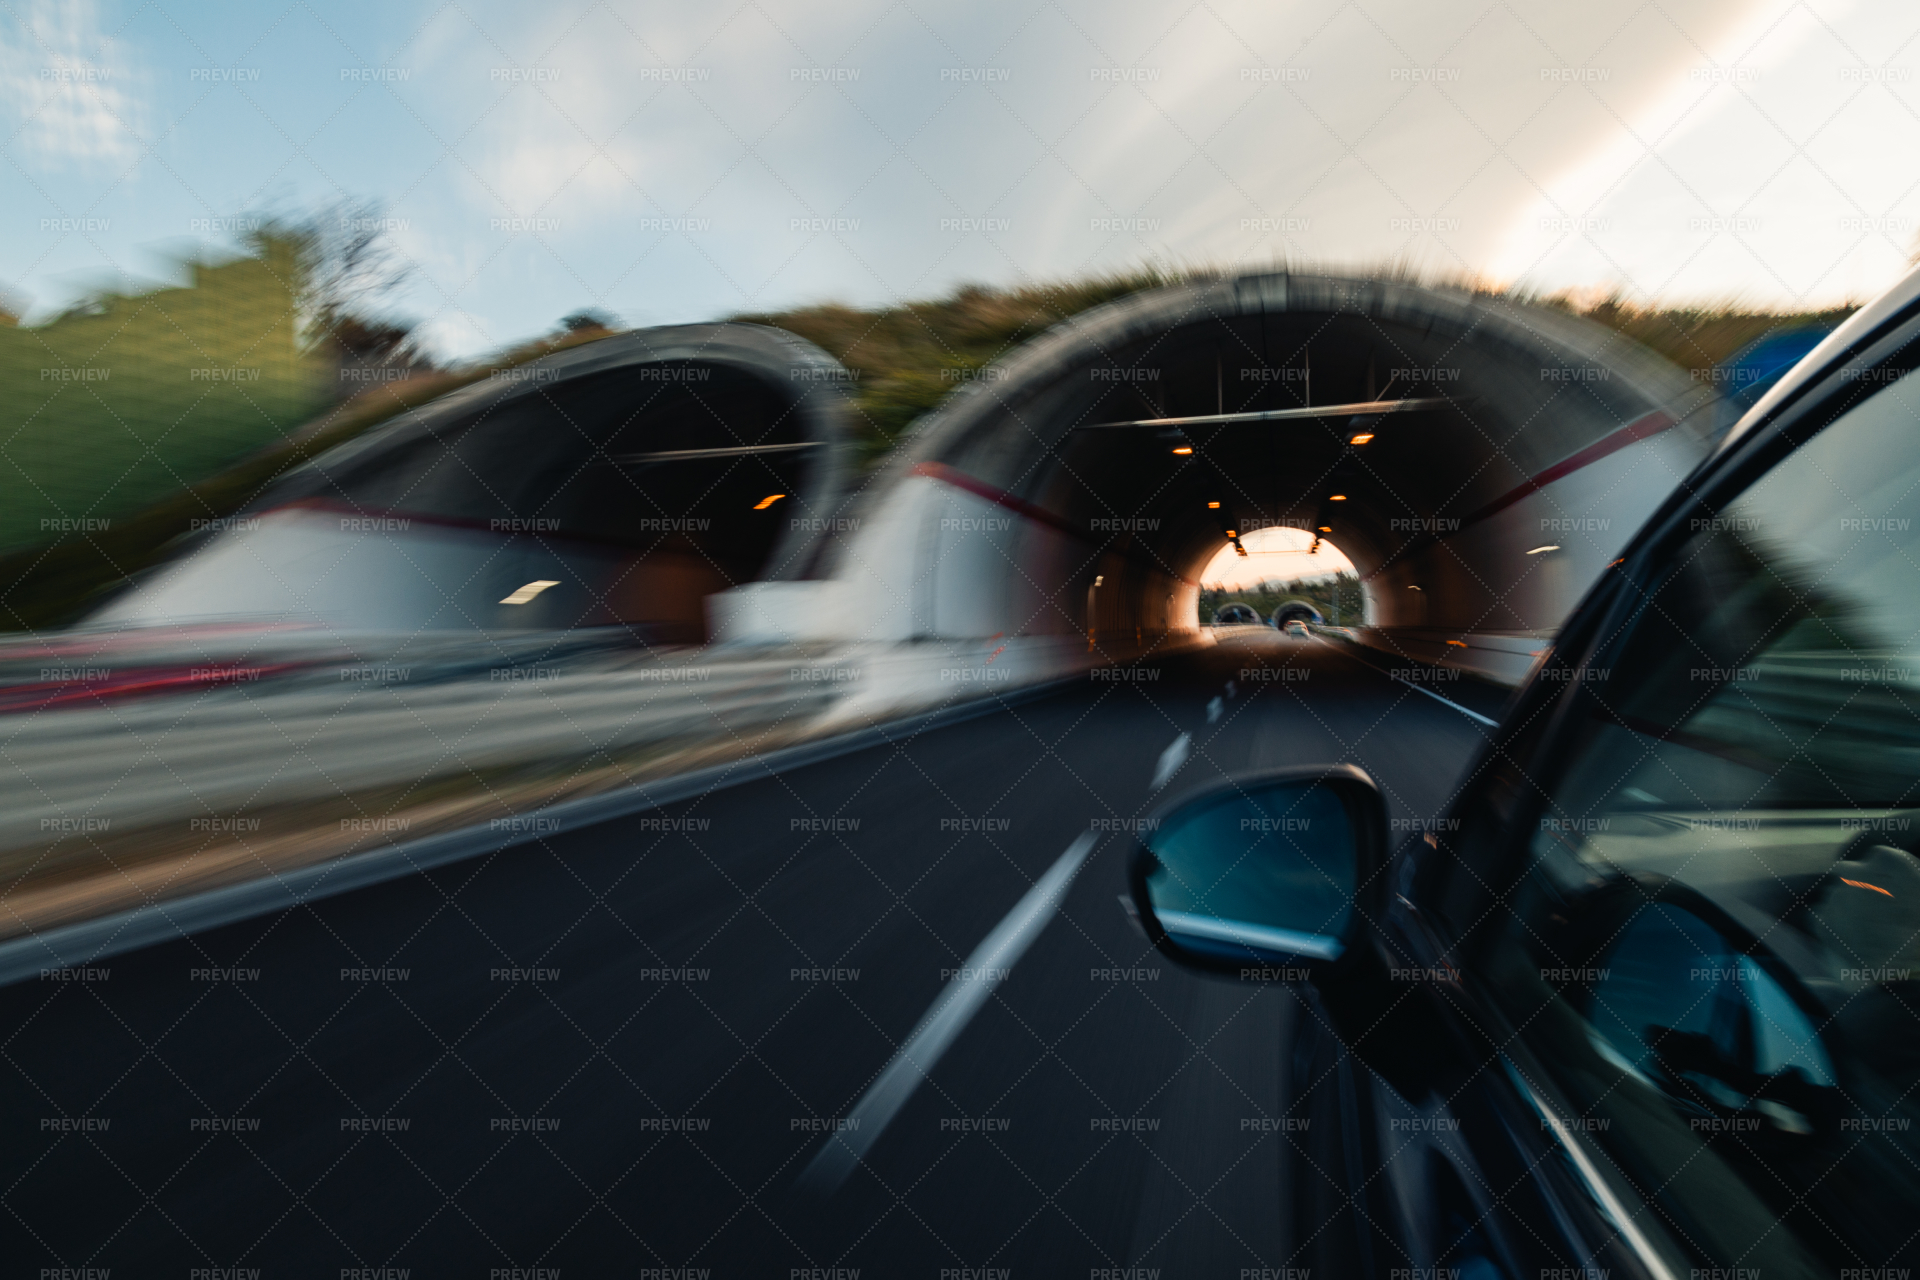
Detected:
[0,0,142,164]
[1488,0,1902,303]
[43,0,1882,362]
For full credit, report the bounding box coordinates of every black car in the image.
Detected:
[1130,266,1920,1280]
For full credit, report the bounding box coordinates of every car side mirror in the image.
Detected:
[1128,763,1389,981]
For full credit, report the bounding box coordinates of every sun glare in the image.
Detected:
[1198,526,1354,591]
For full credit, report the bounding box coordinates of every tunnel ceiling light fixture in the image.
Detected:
[1079,396,1453,431]
[612,441,821,464]
[1226,530,1238,538]
[1329,494,1347,501]
[1318,526,1332,533]
[1407,585,1423,591]
[1207,501,1220,508]
[500,580,561,605]
[1171,446,1193,455]
[1349,432,1374,445]
[1527,544,1560,555]
[753,494,787,510]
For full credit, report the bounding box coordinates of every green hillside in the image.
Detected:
[1,242,326,555]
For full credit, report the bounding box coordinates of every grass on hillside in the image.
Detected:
[0,328,618,635]
[735,268,1185,468]
[1565,296,1856,383]
[0,244,324,556]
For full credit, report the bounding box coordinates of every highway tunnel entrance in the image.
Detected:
[733,273,1719,684]
[98,324,856,644]
[1197,526,1351,629]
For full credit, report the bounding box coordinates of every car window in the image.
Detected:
[1484,362,1920,1276]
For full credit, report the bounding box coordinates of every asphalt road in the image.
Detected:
[0,631,1503,1275]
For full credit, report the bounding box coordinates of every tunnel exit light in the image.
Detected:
[1349,433,1374,444]
[754,494,787,510]
[500,580,560,605]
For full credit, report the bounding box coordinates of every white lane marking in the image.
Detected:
[1389,673,1498,727]
[1314,637,1498,728]
[798,831,1099,1196]
[1206,696,1223,724]
[1149,732,1191,790]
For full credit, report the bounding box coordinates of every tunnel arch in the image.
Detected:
[1269,601,1324,628]
[723,272,1715,682]
[98,324,858,642]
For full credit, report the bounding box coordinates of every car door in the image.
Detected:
[1417,291,1920,1279]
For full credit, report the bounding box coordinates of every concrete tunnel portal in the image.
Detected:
[722,272,1718,684]
[97,324,858,644]
[100,273,1720,688]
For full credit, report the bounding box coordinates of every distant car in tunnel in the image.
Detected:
[1211,602,1262,627]
[1128,264,1920,1278]
[1280,619,1308,637]
[1267,602,1323,631]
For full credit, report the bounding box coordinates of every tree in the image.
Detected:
[247,199,420,364]
[558,308,618,334]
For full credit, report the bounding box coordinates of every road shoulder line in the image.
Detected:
[0,677,1079,987]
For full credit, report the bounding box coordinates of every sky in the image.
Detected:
[4,0,1918,361]
[1199,526,1356,590]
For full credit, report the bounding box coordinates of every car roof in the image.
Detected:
[1716,262,1920,455]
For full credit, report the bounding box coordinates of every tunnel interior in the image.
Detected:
[1268,600,1326,627]
[287,361,813,590]
[859,276,1707,663]
[1015,313,1594,630]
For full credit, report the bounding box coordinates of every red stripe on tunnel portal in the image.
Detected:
[1459,408,1679,528]
[910,461,1200,588]
[1360,407,1681,583]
